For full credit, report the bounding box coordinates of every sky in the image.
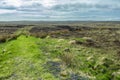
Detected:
[0,0,120,21]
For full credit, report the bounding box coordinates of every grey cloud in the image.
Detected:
[0,6,16,10]
[51,3,120,12]
[0,1,16,10]
[0,0,120,21]
[17,4,43,12]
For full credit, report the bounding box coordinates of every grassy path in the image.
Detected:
[0,35,58,80]
[0,35,120,80]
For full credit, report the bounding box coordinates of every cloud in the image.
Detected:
[0,9,16,14]
[0,0,120,21]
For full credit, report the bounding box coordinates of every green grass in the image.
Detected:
[0,35,120,80]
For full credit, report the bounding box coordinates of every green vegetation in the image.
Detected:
[0,35,120,80]
[0,22,120,80]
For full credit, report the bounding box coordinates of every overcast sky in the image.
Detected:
[0,0,120,21]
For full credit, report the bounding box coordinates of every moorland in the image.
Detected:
[0,21,120,80]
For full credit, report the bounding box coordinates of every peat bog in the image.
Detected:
[0,22,120,80]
